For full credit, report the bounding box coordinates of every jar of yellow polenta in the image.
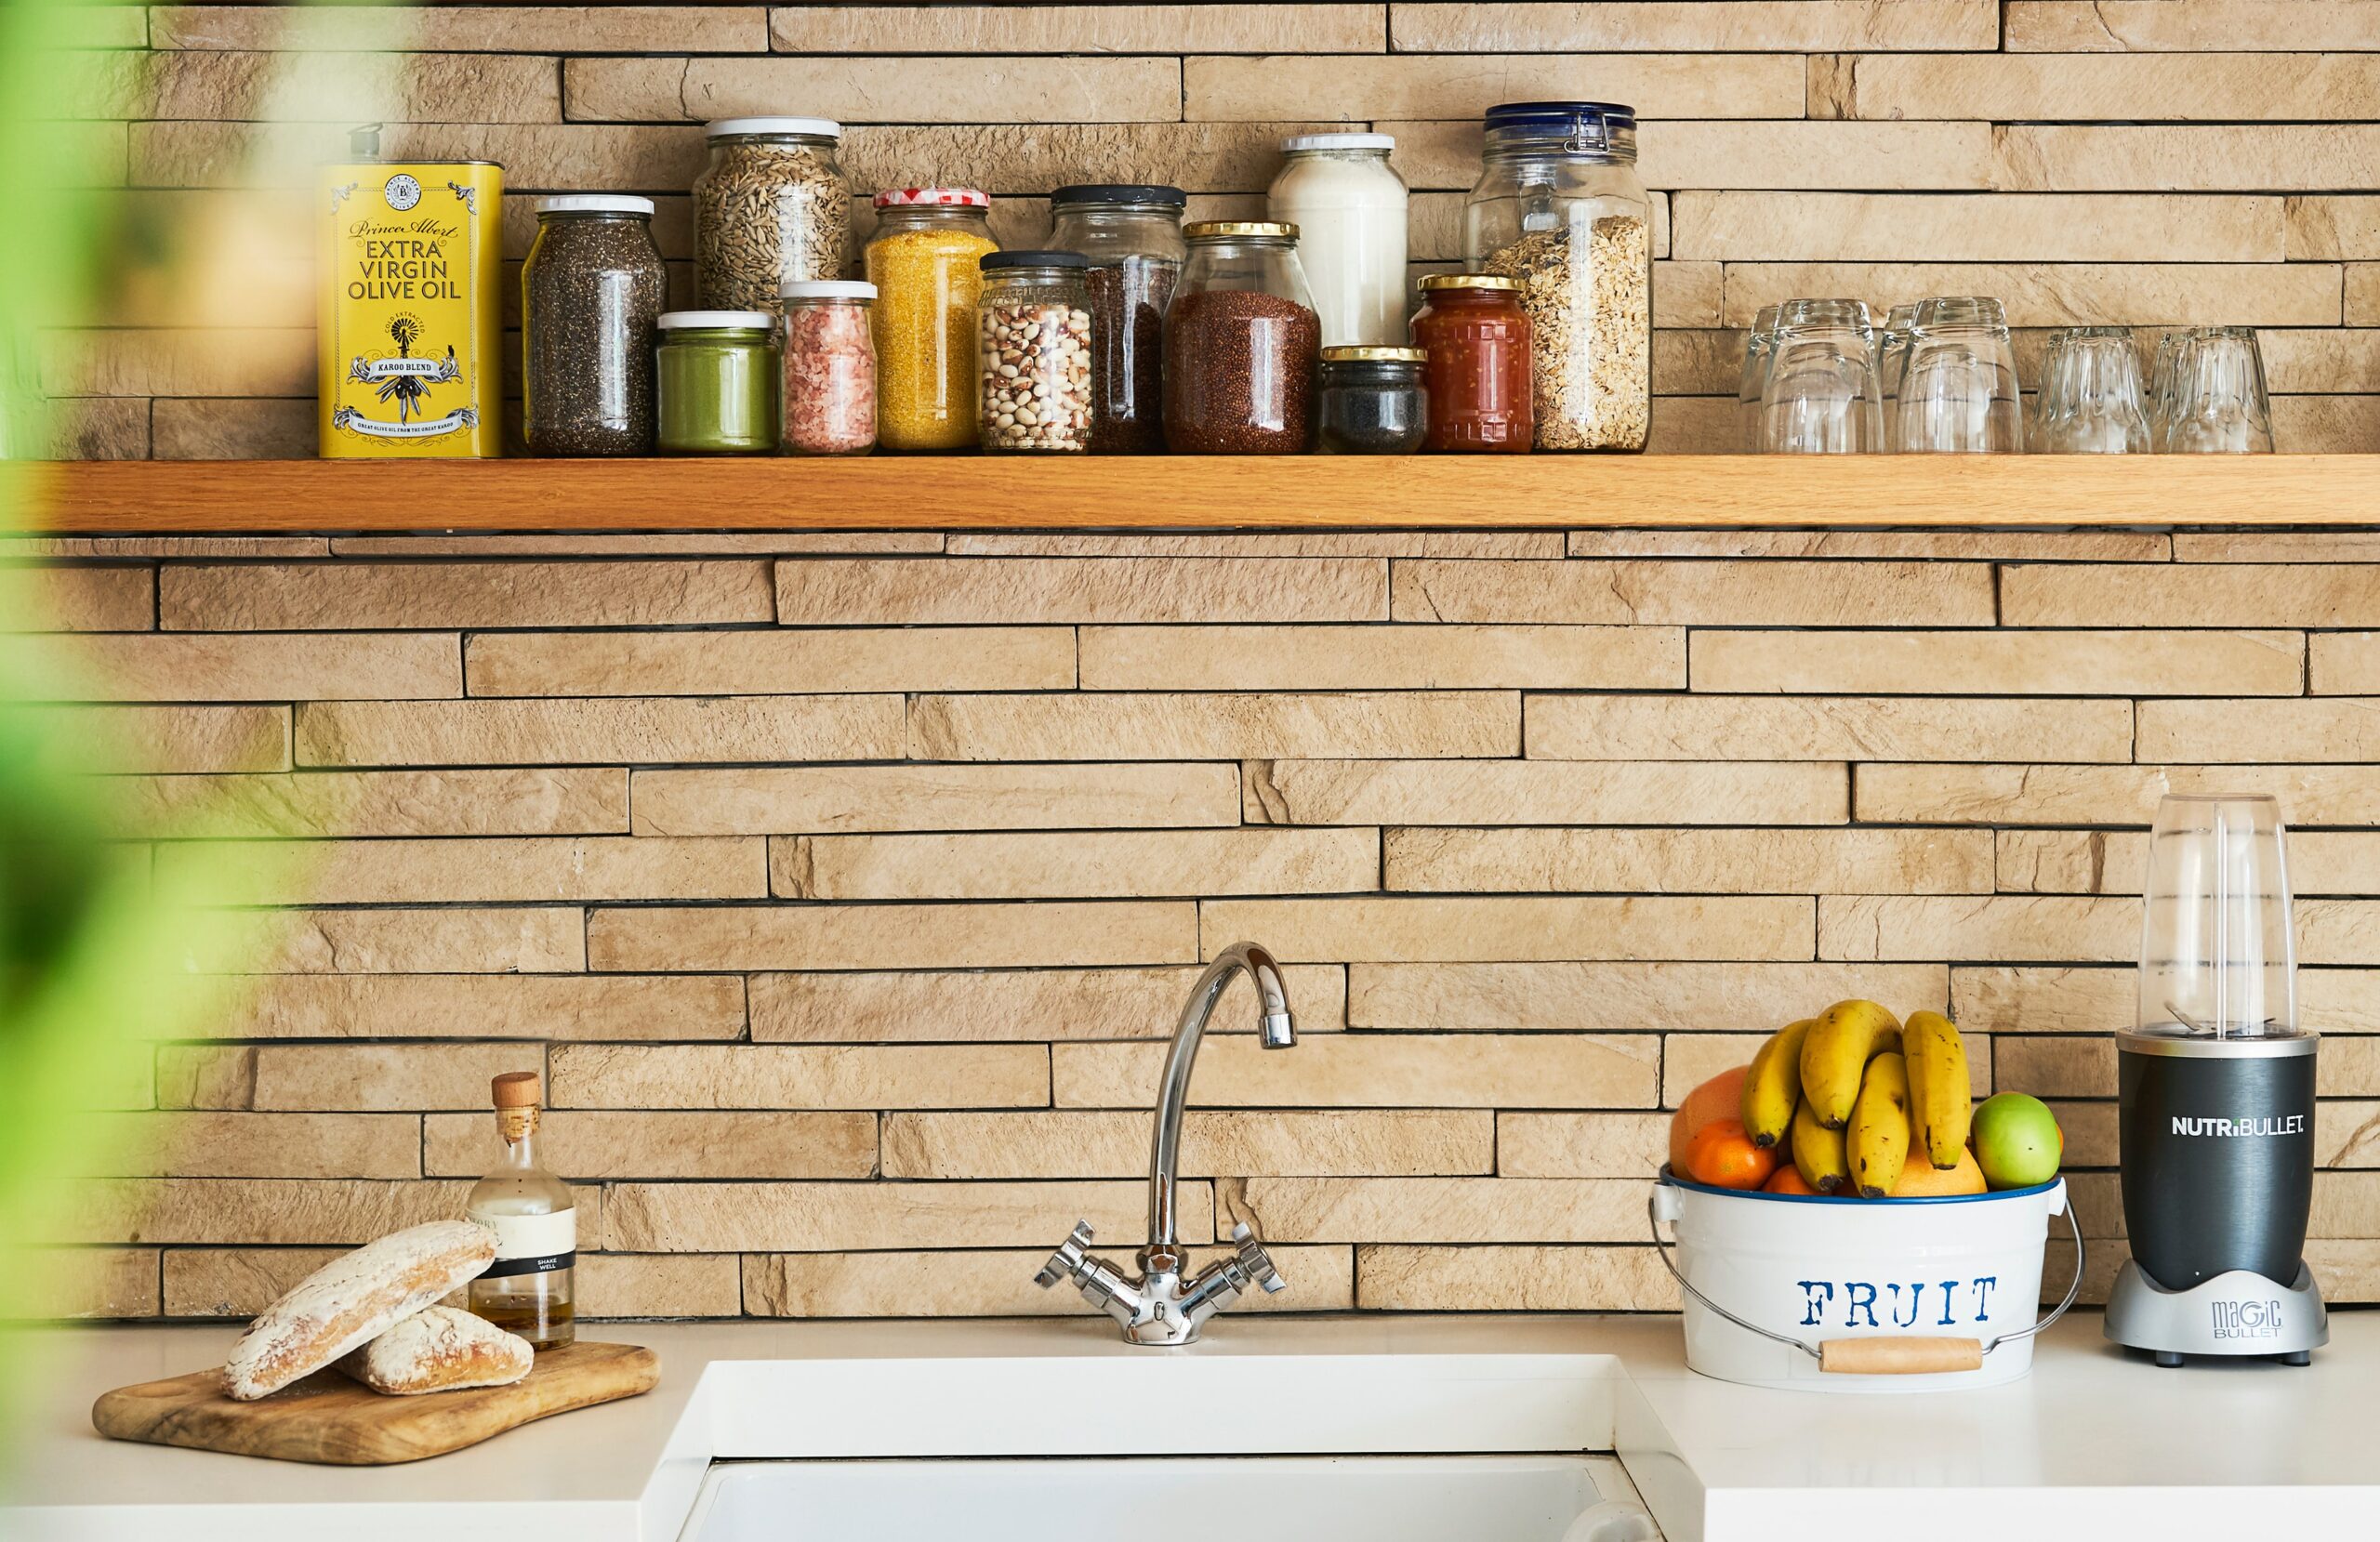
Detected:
[864,187,998,451]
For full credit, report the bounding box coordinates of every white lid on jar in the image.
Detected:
[1281,132,1395,153]
[781,280,879,301]
[706,116,843,139]
[657,310,778,330]
[535,194,654,216]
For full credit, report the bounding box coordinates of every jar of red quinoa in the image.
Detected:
[779,279,877,456]
[1161,220,1321,455]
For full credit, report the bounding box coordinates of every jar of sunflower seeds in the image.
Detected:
[1462,101,1651,452]
[694,117,849,311]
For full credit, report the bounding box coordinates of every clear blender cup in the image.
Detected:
[2119,795,2317,1311]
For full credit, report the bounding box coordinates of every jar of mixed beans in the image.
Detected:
[779,279,877,456]
[1316,346,1426,453]
[522,195,668,456]
[654,310,779,454]
[864,187,998,452]
[694,118,849,311]
[977,252,1092,454]
[1412,273,1533,453]
[1050,184,1185,454]
[1162,221,1320,455]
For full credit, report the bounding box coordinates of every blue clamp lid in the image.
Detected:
[1484,100,1638,135]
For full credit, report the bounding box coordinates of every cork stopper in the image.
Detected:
[492,1071,541,1109]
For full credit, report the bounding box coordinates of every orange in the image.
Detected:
[1667,1064,1751,1173]
[1763,1164,1820,1195]
[1891,1146,1988,1197]
[1685,1118,1778,1190]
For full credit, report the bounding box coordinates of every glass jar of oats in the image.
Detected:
[693,118,849,312]
[1462,101,1651,452]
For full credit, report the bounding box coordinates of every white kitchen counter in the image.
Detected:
[4,1310,2373,1542]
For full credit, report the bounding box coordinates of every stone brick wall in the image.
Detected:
[20,528,2380,1320]
[34,1,2380,456]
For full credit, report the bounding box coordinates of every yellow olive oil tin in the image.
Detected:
[319,153,504,456]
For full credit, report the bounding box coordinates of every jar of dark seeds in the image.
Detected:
[1317,346,1427,453]
[694,117,849,311]
[1050,184,1184,454]
[1162,220,1320,455]
[522,194,668,456]
[976,251,1092,454]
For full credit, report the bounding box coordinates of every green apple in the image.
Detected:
[1971,1093,2061,1189]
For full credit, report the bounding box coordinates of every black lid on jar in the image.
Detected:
[1485,100,1637,134]
[980,250,1091,270]
[1050,184,1187,209]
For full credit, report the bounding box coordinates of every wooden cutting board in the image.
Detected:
[91,1339,659,1465]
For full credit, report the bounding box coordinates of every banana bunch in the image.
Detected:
[1739,1000,1973,1198]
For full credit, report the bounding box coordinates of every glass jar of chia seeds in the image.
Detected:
[1162,220,1321,455]
[654,310,780,454]
[1050,184,1185,454]
[522,195,668,456]
[1316,346,1426,453]
[977,252,1093,454]
[1463,101,1652,452]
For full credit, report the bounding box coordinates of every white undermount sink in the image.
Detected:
[681,1455,1653,1542]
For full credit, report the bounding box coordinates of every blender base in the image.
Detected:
[2104,1259,2327,1364]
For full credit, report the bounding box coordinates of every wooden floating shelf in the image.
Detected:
[29,455,2380,533]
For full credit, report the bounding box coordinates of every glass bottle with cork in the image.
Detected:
[467,1071,575,1350]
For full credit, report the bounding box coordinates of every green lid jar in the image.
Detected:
[655,310,781,454]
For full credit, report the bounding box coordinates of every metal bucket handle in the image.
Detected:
[1647,1178,2085,1377]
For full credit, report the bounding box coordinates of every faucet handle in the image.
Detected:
[1231,1221,1287,1294]
[1035,1219,1097,1288]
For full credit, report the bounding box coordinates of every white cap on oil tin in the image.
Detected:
[535,194,654,217]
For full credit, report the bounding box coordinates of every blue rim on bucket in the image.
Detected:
[1657,1164,2064,1206]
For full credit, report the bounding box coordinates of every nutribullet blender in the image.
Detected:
[2105,794,2326,1365]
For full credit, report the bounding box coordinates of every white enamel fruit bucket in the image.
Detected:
[1649,1169,2081,1393]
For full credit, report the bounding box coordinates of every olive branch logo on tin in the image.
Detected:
[345,312,462,424]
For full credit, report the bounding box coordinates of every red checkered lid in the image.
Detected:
[873,186,990,209]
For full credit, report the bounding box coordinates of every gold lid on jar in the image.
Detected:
[1322,346,1427,362]
[1184,219,1299,241]
[1420,272,1523,291]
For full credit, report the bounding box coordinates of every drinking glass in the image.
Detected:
[1896,296,2023,453]
[1734,304,1778,453]
[2034,326,2149,454]
[1757,297,1883,454]
[2147,329,2184,447]
[2162,325,2274,454]
[1875,301,1917,451]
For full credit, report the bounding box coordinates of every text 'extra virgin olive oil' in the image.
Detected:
[318,125,503,457]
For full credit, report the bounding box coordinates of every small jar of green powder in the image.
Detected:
[655,310,781,454]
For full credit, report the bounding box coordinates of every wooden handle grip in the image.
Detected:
[1818,1337,1985,1376]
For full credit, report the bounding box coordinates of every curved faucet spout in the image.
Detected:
[1147,942,1295,1255]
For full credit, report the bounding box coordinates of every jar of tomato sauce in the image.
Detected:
[1412,273,1533,453]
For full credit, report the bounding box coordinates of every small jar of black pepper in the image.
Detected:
[1316,346,1427,453]
[522,195,668,456]
[1162,220,1321,455]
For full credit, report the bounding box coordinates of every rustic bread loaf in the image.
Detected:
[336,1306,534,1395]
[223,1220,497,1401]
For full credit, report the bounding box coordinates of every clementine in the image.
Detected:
[1762,1163,1820,1195]
[1684,1118,1778,1190]
[1666,1064,1751,1173]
